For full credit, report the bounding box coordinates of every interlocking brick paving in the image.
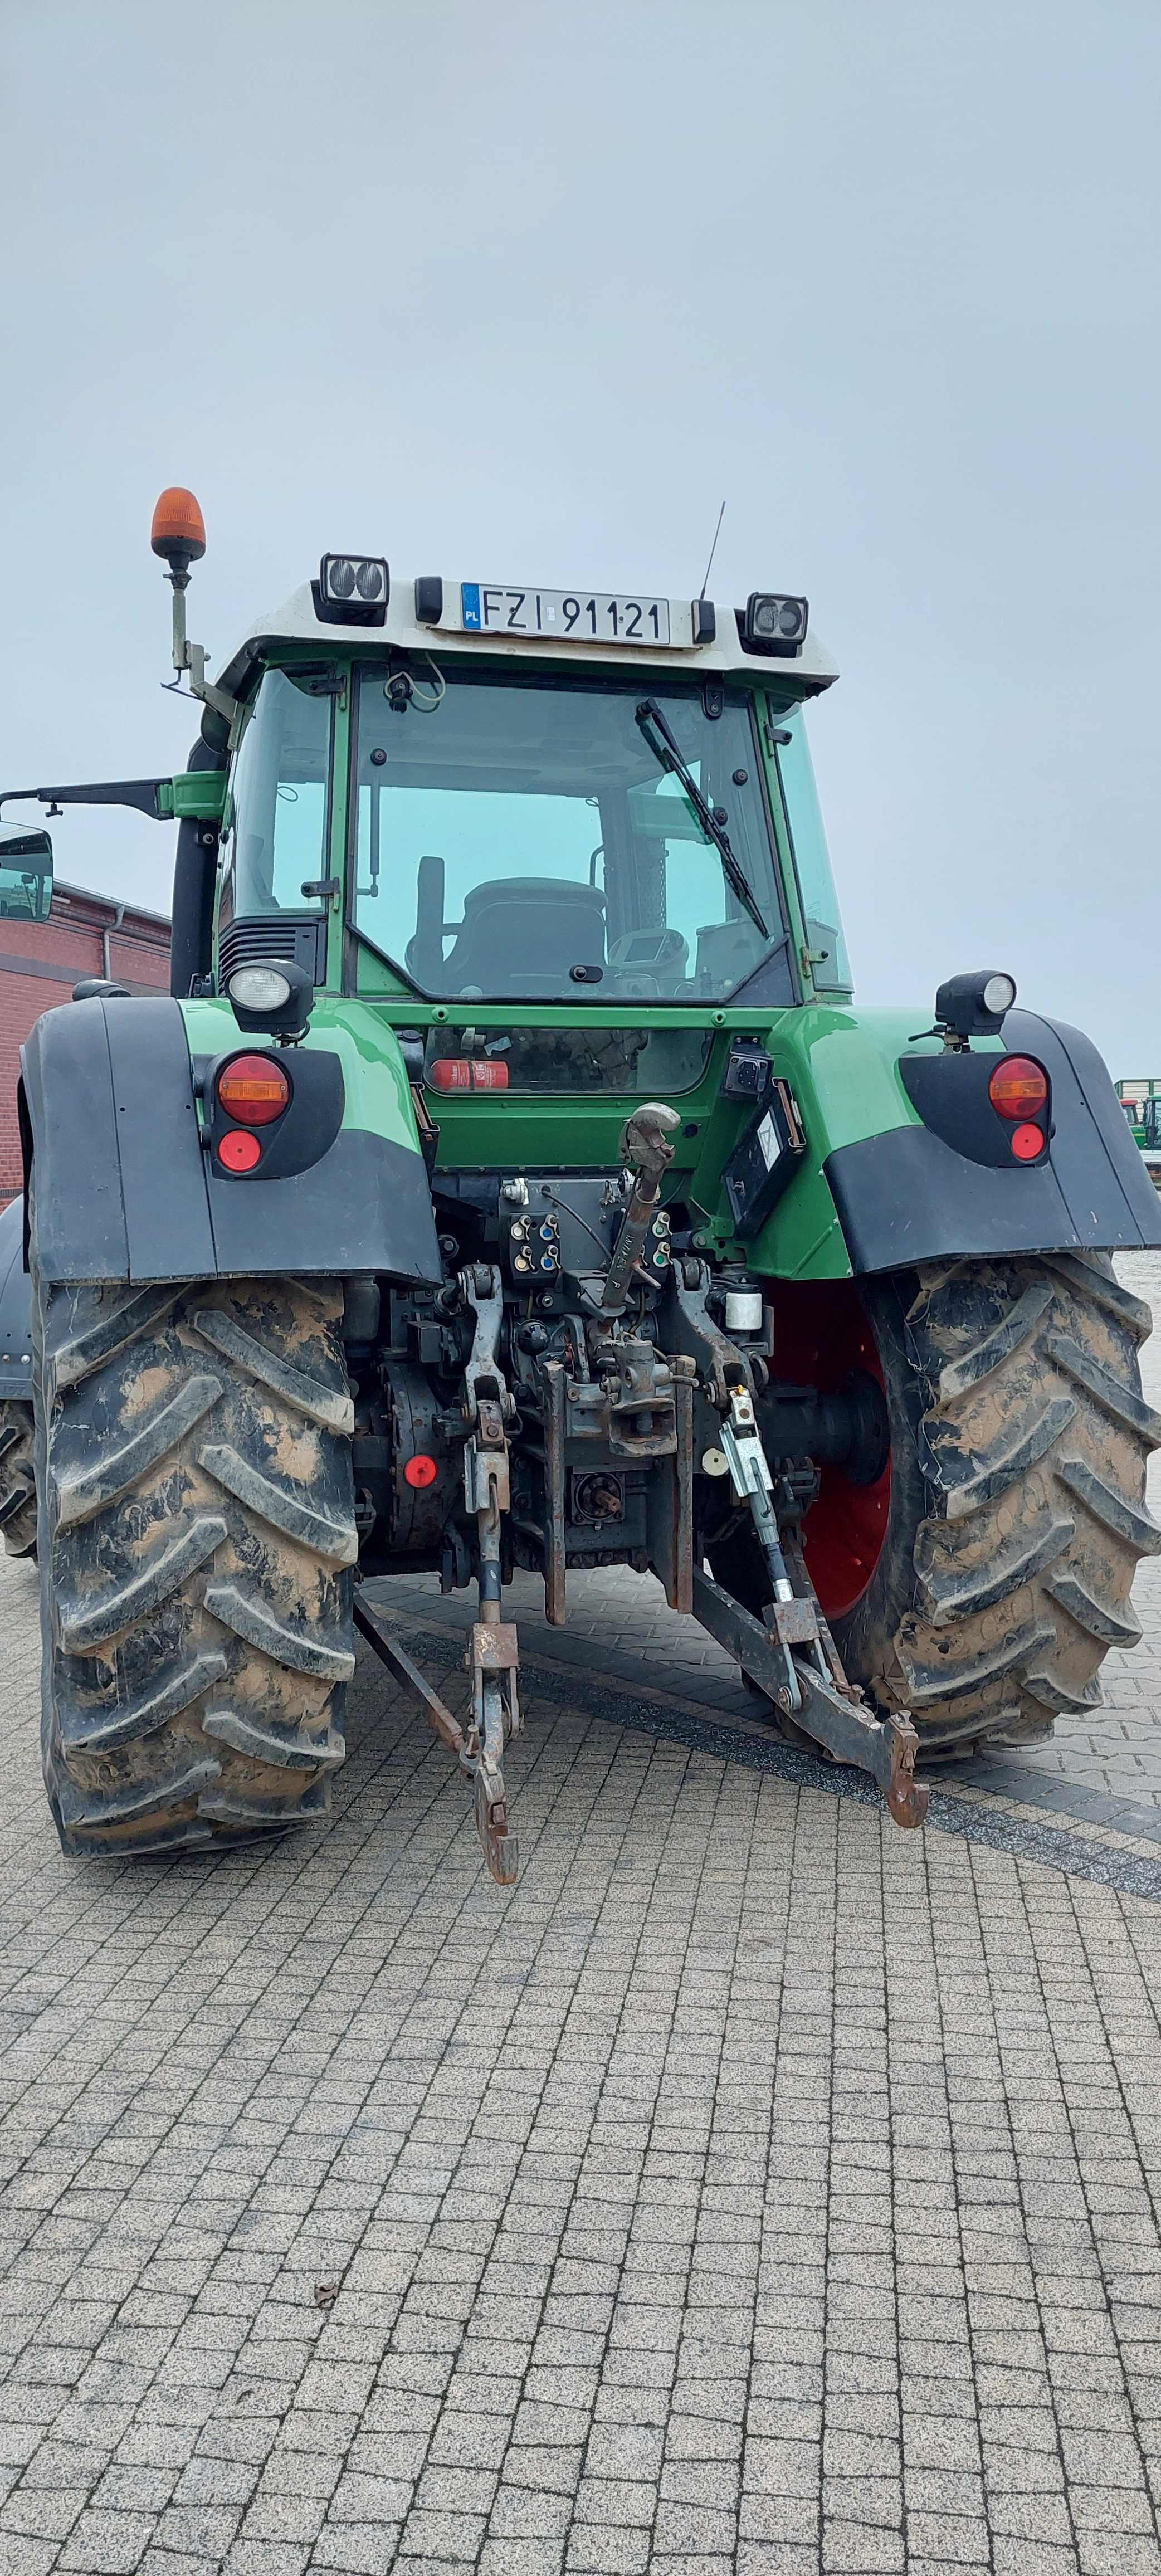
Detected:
[2,1603,1161,2569]
[2,1252,1160,2573]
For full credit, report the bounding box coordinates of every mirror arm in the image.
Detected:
[0,781,170,821]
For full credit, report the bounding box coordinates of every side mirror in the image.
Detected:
[0,824,52,923]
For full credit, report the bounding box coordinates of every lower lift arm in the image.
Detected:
[700,1387,927,1829]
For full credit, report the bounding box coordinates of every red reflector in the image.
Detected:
[403,1453,438,1489]
[217,1052,291,1126]
[428,1057,510,1092]
[1010,1122,1045,1162]
[988,1055,1048,1121]
[217,1129,262,1173]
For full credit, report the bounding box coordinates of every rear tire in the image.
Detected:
[0,1399,37,1558]
[33,1266,357,1856]
[713,1252,1161,1759]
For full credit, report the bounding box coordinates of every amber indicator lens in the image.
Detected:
[1010,1122,1046,1162]
[217,1129,262,1173]
[216,1054,291,1127]
[988,1056,1048,1121]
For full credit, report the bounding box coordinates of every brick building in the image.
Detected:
[0,882,171,1206]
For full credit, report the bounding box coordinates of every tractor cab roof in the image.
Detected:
[216,574,840,702]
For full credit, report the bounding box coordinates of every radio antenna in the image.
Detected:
[698,499,726,602]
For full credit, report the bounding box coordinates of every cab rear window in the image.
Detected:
[423,1024,713,1095]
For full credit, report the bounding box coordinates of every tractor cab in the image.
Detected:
[208,562,853,1044]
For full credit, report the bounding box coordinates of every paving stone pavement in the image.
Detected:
[4,1257,1161,2573]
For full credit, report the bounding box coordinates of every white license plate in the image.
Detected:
[459,583,672,645]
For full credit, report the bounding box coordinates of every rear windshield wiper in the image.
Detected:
[635,698,769,941]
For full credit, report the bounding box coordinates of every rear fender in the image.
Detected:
[751,1004,1161,1278]
[20,993,442,1287]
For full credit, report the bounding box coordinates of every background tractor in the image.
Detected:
[2,492,1159,1876]
[1116,1078,1161,1187]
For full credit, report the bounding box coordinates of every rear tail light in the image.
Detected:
[216,1053,291,1126]
[427,1058,510,1092]
[988,1056,1048,1121]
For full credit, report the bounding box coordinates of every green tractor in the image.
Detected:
[1117,1081,1161,1163]
[2,490,1159,1875]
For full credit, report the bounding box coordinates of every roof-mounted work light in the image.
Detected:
[743,592,809,653]
[315,554,389,625]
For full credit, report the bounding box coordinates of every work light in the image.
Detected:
[934,969,1017,1041]
[226,960,313,1038]
[316,554,389,625]
[744,592,808,650]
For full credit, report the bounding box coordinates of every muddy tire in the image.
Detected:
[33,1267,357,1856]
[0,1400,37,1558]
[715,1252,1161,1759]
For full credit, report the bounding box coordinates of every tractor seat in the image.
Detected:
[441,877,606,992]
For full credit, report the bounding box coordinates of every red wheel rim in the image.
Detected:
[767,1282,891,1621]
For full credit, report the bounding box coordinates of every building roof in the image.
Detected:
[51,880,170,934]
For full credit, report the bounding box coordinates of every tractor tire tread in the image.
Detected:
[199,1440,358,1564]
[926,1393,1077,1520]
[871,1253,1158,1754]
[35,1270,355,1856]
[56,1375,223,1527]
[916,1510,1075,1623]
[0,1399,37,1558]
[931,1280,1055,1403]
[191,1309,355,1432]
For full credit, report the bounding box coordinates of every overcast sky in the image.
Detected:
[3,0,1158,1072]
